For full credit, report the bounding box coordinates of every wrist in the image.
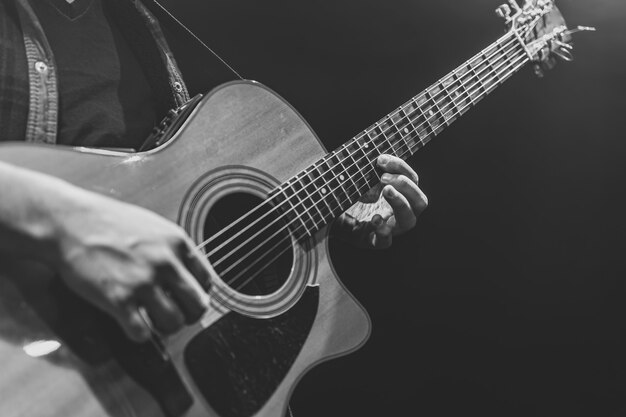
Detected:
[0,162,93,268]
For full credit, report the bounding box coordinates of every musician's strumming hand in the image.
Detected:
[54,192,211,342]
[0,163,211,343]
[335,154,428,249]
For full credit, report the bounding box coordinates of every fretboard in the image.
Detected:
[272,31,529,239]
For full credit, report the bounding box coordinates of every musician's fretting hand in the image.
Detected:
[53,191,211,342]
[335,155,428,249]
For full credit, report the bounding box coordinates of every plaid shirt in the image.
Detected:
[0,0,190,145]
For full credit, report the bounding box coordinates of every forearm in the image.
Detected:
[0,161,88,264]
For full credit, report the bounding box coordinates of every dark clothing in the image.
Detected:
[0,0,190,146]
[0,0,29,143]
[30,0,158,149]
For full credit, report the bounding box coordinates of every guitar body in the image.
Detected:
[0,81,371,417]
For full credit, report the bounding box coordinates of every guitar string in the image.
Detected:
[208,40,525,273]
[211,42,526,278]
[212,43,527,280]
[201,33,521,262]
[214,47,529,280]
[222,54,530,291]
[195,31,518,256]
[151,0,244,80]
[193,18,538,277]
[214,50,530,286]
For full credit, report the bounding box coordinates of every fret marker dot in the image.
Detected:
[339,175,345,181]
[321,188,327,194]
[364,143,369,148]
[428,110,435,117]
[403,128,410,134]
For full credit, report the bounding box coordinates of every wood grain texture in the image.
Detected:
[0,81,371,417]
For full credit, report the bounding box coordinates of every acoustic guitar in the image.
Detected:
[0,2,592,416]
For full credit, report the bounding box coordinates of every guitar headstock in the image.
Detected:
[495,0,595,77]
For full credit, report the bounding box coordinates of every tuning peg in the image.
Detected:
[564,26,597,36]
[495,4,511,19]
[553,47,574,62]
[508,0,522,12]
[554,40,573,51]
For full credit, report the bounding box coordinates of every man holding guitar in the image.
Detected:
[0,0,427,344]
[0,0,591,416]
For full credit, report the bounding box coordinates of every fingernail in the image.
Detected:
[378,155,389,166]
[381,173,392,183]
[372,216,383,226]
[384,186,395,198]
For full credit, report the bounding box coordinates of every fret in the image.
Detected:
[499,39,515,67]
[302,170,335,223]
[384,114,411,158]
[494,41,515,79]
[394,107,418,156]
[342,142,370,190]
[355,134,382,182]
[466,61,486,103]
[360,129,380,159]
[421,92,445,136]
[368,126,392,158]
[366,129,383,156]
[476,53,497,93]
[454,66,474,110]
[426,89,444,129]
[439,76,460,122]
[301,177,326,225]
[319,158,351,212]
[272,187,312,238]
[398,104,421,149]
[329,152,359,202]
[433,81,453,127]
[429,85,450,127]
[404,99,430,143]
[310,163,342,217]
[378,114,404,157]
[367,128,397,166]
[374,121,396,156]
[288,179,322,231]
[481,51,499,93]
[415,94,436,137]
[354,135,377,173]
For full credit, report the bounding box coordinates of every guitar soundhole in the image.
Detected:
[203,192,294,296]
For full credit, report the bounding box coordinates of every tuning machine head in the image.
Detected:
[496,1,525,23]
[495,4,512,20]
[531,25,596,77]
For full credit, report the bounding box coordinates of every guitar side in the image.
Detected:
[0,81,371,417]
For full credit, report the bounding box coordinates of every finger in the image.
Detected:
[118,304,152,343]
[164,256,208,324]
[381,173,429,214]
[182,244,212,292]
[369,215,393,249]
[137,285,185,335]
[377,155,419,184]
[382,185,416,234]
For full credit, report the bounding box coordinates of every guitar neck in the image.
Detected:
[272,31,530,238]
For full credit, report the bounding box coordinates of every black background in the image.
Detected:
[157,1,626,416]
